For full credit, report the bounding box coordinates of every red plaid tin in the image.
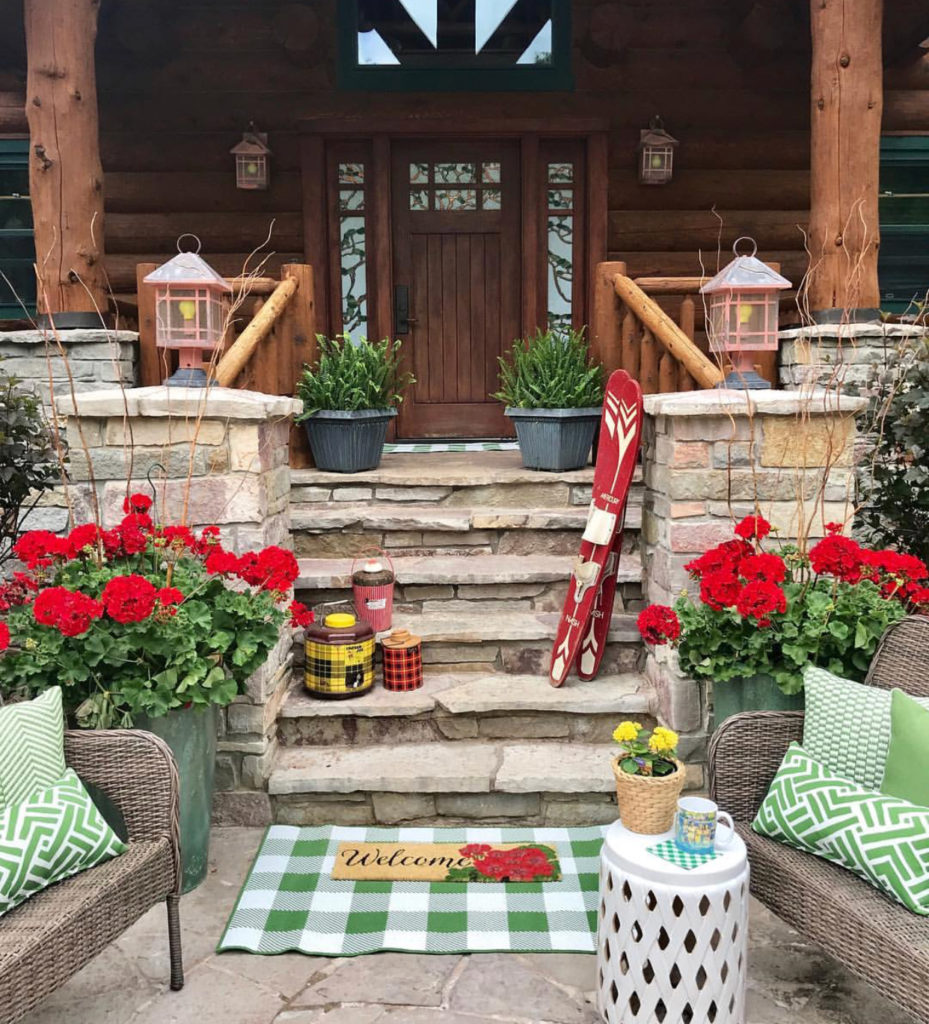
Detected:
[381,628,423,691]
[352,553,395,633]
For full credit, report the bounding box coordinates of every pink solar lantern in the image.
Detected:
[143,237,231,388]
[637,116,678,185]
[700,237,792,390]
[231,126,271,191]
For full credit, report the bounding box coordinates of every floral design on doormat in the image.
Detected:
[446,843,562,883]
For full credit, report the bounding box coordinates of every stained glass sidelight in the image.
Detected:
[546,162,574,333]
[338,163,368,340]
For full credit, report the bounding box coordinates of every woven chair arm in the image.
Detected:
[708,711,804,823]
[64,729,180,881]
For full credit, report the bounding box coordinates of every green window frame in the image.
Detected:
[0,139,35,321]
[879,136,929,314]
[338,1,573,92]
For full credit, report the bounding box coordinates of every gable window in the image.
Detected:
[340,0,572,91]
[879,137,929,314]
[0,140,35,321]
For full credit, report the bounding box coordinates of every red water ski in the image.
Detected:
[575,524,626,681]
[549,371,643,687]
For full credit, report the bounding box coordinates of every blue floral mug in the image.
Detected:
[675,796,735,854]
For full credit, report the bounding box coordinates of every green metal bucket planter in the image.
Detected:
[712,673,804,730]
[135,705,217,893]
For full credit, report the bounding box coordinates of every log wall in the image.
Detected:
[0,0,926,311]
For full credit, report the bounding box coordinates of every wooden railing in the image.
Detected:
[591,260,724,393]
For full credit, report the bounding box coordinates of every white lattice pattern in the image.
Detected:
[596,832,748,1024]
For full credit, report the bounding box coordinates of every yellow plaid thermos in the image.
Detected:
[304,612,375,699]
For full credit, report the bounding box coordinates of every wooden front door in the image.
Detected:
[392,141,521,438]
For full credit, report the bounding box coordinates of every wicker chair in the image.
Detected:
[709,615,929,1024]
[0,729,184,1024]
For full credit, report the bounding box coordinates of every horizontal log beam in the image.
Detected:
[613,274,724,390]
[214,276,298,387]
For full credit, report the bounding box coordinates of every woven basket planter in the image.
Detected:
[612,756,687,835]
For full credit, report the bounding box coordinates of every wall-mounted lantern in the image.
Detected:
[700,237,792,390]
[143,237,231,387]
[231,124,271,190]
[637,116,678,185]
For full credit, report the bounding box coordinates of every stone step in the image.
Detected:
[278,671,653,747]
[267,736,701,827]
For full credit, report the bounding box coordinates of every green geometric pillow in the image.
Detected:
[882,689,929,808]
[0,769,128,918]
[752,743,929,915]
[802,665,929,790]
[0,687,66,809]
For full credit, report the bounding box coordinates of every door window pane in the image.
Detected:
[435,188,478,211]
[546,162,574,332]
[408,160,503,212]
[435,163,476,184]
[338,163,368,340]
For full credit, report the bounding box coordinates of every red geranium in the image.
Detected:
[700,569,742,610]
[0,573,38,612]
[739,552,787,584]
[809,534,864,583]
[463,845,554,882]
[736,580,787,627]
[13,530,69,569]
[735,515,772,542]
[33,586,103,637]
[155,587,184,606]
[0,621,9,652]
[205,548,240,576]
[289,601,315,629]
[684,539,753,580]
[195,526,221,554]
[637,605,681,645]
[159,525,195,551]
[123,493,153,515]
[237,546,299,593]
[67,523,104,559]
[101,575,158,624]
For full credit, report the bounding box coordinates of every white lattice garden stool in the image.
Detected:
[596,820,749,1024]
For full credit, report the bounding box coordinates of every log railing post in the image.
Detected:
[282,263,316,468]
[807,0,884,316]
[135,263,161,386]
[591,261,626,375]
[24,0,108,317]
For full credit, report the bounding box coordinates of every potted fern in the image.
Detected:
[494,328,604,471]
[296,335,414,473]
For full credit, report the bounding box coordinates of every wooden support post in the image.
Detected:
[678,296,697,391]
[591,261,626,374]
[808,0,883,315]
[214,277,298,387]
[24,0,107,317]
[135,263,161,386]
[282,263,316,468]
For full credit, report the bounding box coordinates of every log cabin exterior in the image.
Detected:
[1,0,928,439]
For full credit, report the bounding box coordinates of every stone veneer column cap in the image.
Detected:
[778,323,927,341]
[0,328,140,345]
[642,388,867,418]
[55,385,303,420]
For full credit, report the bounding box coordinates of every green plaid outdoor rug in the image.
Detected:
[218,824,607,957]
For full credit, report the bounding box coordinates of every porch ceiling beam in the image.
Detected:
[24,0,107,317]
[807,0,883,316]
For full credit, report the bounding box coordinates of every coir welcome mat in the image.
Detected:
[218,824,606,957]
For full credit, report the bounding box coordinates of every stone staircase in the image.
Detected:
[268,451,668,827]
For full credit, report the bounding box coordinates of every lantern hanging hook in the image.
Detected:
[732,236,758,258]
[649,115,665,131]
[176,233,203,255]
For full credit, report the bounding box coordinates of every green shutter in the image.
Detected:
[0,138,35,321]
[879,137,929,314]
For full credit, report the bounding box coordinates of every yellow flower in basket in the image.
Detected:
[612,721,641,744]
[648,726,679,757]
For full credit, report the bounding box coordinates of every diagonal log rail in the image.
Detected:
[214,275,299,387]
[612,273,724,389]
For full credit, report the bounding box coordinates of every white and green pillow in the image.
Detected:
[0,687,66,808]
[802,666,929,790]
[0,769,127,918]
[753,743,929,915]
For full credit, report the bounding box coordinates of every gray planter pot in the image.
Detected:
[303,408,397,473]
[505,406,601,472]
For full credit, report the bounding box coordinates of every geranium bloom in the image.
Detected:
[0,573,38,612]
[734,515,772,542]
[67,523,104,558]
[700,569,742,610]
[33,587,103,637]
[684,539,753,579]
[636,605,681,645]
[739,553,787,584]
[159,525,195,550]
[205,548,240,576]
[155,587,184,606]
[736,580,787,627]
[101,575,158,624]
[289,601,315,629]
[123,493,153,514]
[13,530,69,569]
[0,621,9,652]
[809,535,863,583]
[237,546,299,593]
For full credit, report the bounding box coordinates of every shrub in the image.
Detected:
[860,336,929,564]
[295,335,414,419]
[0,372,57,566]
[494,327,604,409]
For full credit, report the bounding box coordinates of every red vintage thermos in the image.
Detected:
[351,553,395,633]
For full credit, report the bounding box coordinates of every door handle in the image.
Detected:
[395,284,412,334]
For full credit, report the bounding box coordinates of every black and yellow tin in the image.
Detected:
[304,612,375,699]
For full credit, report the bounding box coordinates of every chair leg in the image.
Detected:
[166,894,184,991]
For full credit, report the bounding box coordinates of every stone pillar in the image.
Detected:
[55,385,302,826]
[640,388,867,784]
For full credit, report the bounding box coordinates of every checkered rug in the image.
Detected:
[383,441,519,454]
[218,824,607,957]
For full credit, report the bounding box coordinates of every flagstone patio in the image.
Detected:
[16,827,911,1024]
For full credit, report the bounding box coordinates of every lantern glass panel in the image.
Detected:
[708,292,780,353]
[640,145,673,184]
[235,153,268,190]
[155,286,226,350]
